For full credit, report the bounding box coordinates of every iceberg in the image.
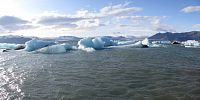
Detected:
[92,37,105,49]
[36,43,75,54]
[78,37,106,52]
[24,39,55,52]
[117,40,136,46]
[100,36,117,47]
[182,40,200,48]
[141,38,149,46]
[130,38,149,48]
[37,45,66,54]
[0,43,18,49]
[78,38,94,49]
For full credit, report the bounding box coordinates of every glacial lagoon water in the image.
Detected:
[0,46,200,100]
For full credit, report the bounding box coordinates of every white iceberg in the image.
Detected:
[117,40,136,46]
[182,40,200,48]
[24,39,55,52]
[141,38,150,46]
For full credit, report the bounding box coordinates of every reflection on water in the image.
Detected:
[0,55,25,100]
[0,47,200,100]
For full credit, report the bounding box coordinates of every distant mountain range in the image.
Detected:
[149,31,200,42]
[0,35,32,44]
[1,31,199,44]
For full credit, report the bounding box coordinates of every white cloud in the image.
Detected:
[117,16,175,33]
[98,3,142,17]
[181,6,200,13]
[193,24,200,28]
[75,3,142,18]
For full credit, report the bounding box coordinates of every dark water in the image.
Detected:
[0,47,200,100]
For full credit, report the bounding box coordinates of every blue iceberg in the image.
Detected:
[0,43,18,49]
[36,43,75,54]
[25,39,55,52]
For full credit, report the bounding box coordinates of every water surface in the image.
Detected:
[0,47,200,100]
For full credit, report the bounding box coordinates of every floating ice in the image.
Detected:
[152,41,171,44]
[24,39,55,52]
[78,37,106,52]
[0,43,18,49]
[117,40,136,46]
[141,38,149,46]
[36,43,75,54]
[127,38,150,48]
[78,38,94,49]
[182,40,200,48]
[100,36,117,47]
[92,37,105,49]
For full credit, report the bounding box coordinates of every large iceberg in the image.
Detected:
[24,39,55,52]
[78,37,106,52]
[36,43,74,54]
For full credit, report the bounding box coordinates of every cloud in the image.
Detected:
[117,16,161,25]
[0,16,36,32]
[193,24,200,28]
[75,3,142,18]
[181,6,200,13]
[98,3,142,17]
[117,16,175,32]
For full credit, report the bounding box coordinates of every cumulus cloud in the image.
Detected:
[181,6,200,13]
[0,16,36,32]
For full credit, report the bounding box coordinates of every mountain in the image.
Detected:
[149,31,200,42]
[0,35,32,44]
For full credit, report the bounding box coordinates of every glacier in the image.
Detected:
[24,39,55,52]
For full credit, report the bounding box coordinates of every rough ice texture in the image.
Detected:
[182,40,200,48]
[141,38,149,46]
[78,37,106,51]
[117,40,136,46]
[24,39,55,52]
[92,37,105,49]
[100,36,117,47]
[0,43,18,49]
[36,43,74,54]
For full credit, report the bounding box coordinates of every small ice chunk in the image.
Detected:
[141,38,149,46]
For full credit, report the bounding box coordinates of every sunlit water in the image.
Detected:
[0,47,200,100]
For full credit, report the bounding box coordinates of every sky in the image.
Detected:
[0,0,200,37]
